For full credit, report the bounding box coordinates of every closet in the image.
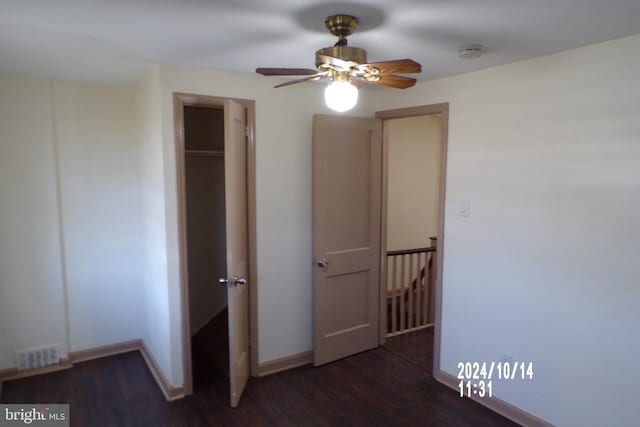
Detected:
[183,105,229,385]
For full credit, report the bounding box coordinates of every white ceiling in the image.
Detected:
[1,0,640,84]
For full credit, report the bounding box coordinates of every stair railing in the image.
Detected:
[386,243,436,336]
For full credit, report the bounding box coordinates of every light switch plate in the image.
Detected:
[458,199,470,217]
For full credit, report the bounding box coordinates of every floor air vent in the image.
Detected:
[15,344,60,370]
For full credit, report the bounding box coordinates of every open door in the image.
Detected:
[222,99,249,407]
[312,114,382,365]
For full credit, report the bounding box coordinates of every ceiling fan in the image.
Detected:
[256,14,422,112]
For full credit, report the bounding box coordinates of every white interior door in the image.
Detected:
[312,114,382,366]
[223,98,249,407]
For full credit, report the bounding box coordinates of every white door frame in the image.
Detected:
[173,93,258,395]
[375,103,449,376]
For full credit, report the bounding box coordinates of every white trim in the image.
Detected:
[0,339,184,402]
[257,351,312,377]
[68,339,140,363]
[140,341,185,401]
[435,369,555,427]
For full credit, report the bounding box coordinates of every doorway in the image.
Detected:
[311,106,447,369]
[174,93,258,405]
[182,105,230,389]
[376,104,448,375]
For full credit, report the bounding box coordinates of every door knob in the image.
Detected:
[218,277,247,287]
[316,258,329,270]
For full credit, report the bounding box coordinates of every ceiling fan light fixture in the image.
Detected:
[324,78,358,112]
[256,14,421,107]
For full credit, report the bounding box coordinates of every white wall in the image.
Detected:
[376,34,640,427]
[0,74,147,370]
[0,75,69,368]
[52,81,145,351]
[386,115,441,251]
[134,67,174,380]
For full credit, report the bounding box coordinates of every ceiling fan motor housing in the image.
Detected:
[316,46,367,69]
[317,15,368,69]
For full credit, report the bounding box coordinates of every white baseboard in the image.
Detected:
[0,339,183,402]
[434,369,554,427]
[139,341,185,401]
[69,339,141,364]
[257,351,312,377]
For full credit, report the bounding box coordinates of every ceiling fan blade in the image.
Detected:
[317,54,354,71]
[256,68,319,76]
[273,72,329,88]
[365,59,422,75]
[366,75,417,89]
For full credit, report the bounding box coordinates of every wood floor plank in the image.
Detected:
[1,330,517,426]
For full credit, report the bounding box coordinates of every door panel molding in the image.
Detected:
[173,93,258,398]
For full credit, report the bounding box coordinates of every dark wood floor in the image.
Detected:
[192,308,229,387]
[1,328,517,426]
[384,327,435,375]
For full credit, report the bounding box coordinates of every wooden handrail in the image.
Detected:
[386,246,435,256]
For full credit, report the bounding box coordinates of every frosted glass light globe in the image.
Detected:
[324,80,358,112]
